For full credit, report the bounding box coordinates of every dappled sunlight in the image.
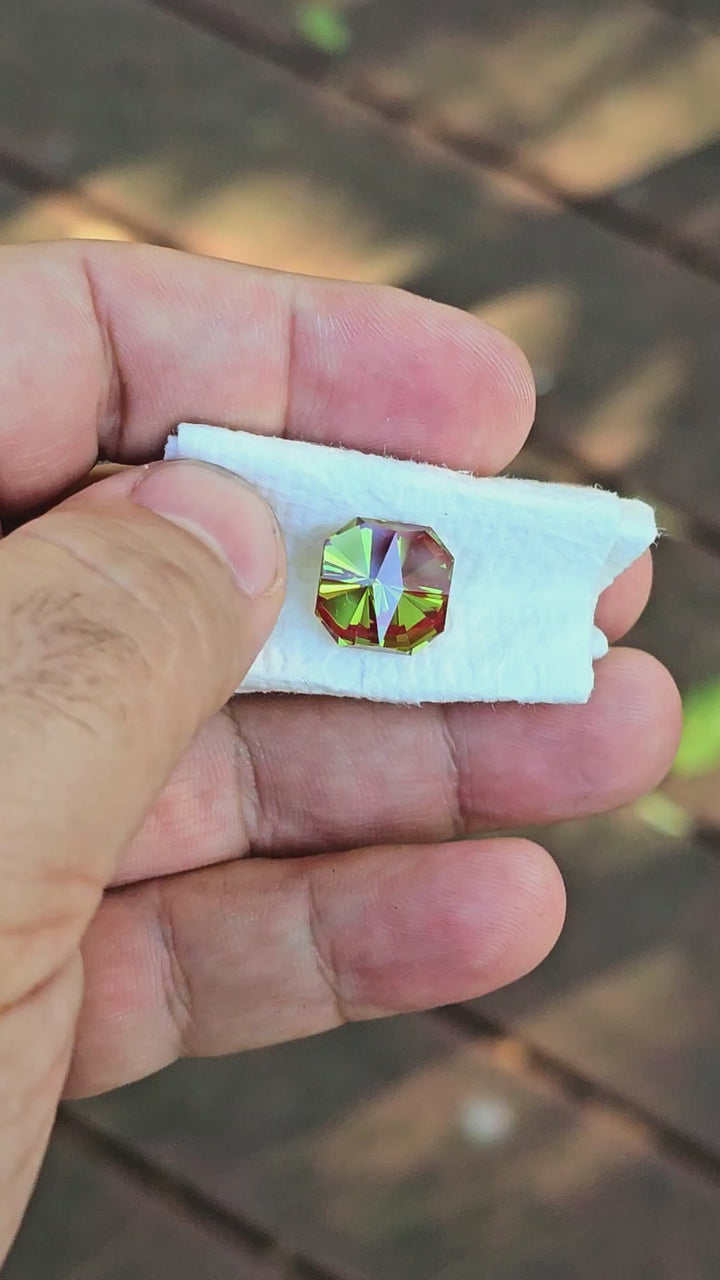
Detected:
[295,1044,657,1216]
[340,0,720,196]
[177,171,434,281]
[312,1051,497,1181]
[473,281,579,393]
[0,192,133,245]
[83,153,435,279]
[347,5,657,137]
[575,342,689,470]
[501,1103,649,1208]
[481,800,720,1050]
[83,155,181,226]
[532,32,720,194]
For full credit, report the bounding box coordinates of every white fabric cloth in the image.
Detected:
[165,424,656,705]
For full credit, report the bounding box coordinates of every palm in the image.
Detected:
[0,241,678,1099]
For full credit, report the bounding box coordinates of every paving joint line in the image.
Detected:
[58,1110,354,1280]
[149,0,720,292]
[0,148,182,251]
[437,1004,720,1188]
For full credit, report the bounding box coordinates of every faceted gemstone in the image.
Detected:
[315,518,454,654]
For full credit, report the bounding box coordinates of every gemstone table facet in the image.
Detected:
[315,518,454,653]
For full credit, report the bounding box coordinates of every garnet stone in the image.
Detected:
[315,518,454,654]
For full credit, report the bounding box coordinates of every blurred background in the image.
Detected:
[3,1,720,1276]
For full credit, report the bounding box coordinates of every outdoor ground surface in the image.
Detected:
[3,2,720,1276]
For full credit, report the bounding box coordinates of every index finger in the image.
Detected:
[0,240,535,514]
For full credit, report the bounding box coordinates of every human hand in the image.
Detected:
[0,242,680,1262]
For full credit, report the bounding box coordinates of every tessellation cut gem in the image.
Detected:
[315,518,453,653]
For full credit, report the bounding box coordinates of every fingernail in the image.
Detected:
[133,461,281,597]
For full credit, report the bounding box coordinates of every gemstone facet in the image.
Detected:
[315,518,454,653]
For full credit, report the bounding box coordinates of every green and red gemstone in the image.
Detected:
[315,518,454,654]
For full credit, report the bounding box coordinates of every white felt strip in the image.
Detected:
[166,425,656,705]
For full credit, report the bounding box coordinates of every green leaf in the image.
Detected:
[296,4,352,55]
[673,676,720,776]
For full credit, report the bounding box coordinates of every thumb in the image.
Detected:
[0,458,284,1009]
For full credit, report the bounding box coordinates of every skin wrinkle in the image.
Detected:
[434,705,466,839]
[8,538,154,684]
[230,696,460,858]
[222,702,265,855]
[20,514,214,630]
[281,278,299,441]
[153,880,195,1059]
[78,249,126,459]
[304,866,353,1029]
[0,916,85,1014]
[0,965,79,1093]
[7,688,100,740]
[0,958,81,1251]
[0,888,101,1012]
